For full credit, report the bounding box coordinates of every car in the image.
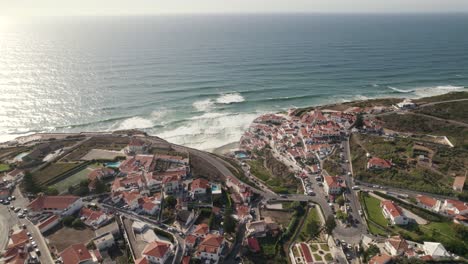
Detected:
[11,196,16,200]
[7,197,12,201]
[0,199,3,203]
[35,248,41,255]
[335,239,341,246]
[29,236,33,240]
[280,195,288,198]
[358,209,363,216]
[22,224,27,229]
[3,200,10,205]
[347,244,353,250]
[14,207,21,213]
[27,232,31,237]
[18,213,25,218]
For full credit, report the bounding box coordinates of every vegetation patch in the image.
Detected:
[351,134,457,195]
[0,163,10,172]
[32,162,85,186]
[416,100,468,124]
[298,207,322,241]
[414,91,468,104]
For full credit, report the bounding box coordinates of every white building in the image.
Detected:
[196,234,225,264]
[135,241,172,264]
[381,200,409,225]
[423,242,451,259]
[94,233,115,251]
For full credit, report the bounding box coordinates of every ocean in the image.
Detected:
[1,14,467,150]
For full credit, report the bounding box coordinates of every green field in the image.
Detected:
[32,162,84,185]
[0,163,10,172]
[414,91,468,104]
[298,207,322,241]
[52,166,97,193]
[361,193,388,227]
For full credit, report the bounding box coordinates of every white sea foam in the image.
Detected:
[192,99,214,112]
[215,93,245,104]
[412,85,465,98]
[117,117,154,130]
[151,108,171,120]
[156,112,259,150]
[387,86,415,93]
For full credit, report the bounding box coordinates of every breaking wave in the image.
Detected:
[192,92,245,112]
[387,86,415,93]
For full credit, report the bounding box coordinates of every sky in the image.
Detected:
[1,0,468,16]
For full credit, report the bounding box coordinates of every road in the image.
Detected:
[0,186,55,264]
[102,203,185,264]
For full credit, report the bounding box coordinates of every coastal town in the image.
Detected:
[0,91,467,264]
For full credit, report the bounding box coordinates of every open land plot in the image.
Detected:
[414,91,468,104]
[81,149,125,161]
[260,209,294,227]
[377,112,468,146]
[323,148,345,176]
[350,134,457,195]
[47,226,96,252]
[32,162,84,186]
[62,136,130,161]
[416,100,468,124]
[248,157,300,194]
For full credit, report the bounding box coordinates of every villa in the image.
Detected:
[381,200,409,225]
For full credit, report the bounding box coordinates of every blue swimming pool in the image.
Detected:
[105,161,121,168]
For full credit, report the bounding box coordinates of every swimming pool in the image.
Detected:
[105,161,121,168]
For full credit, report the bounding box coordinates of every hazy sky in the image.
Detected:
[2,0,468,16]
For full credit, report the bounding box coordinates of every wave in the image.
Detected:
[215,93,245,104]
[193,99,214,112]
[155,112,259,150]
[413,85,465,98]
[116,117,154,130]
[387,86,415,93]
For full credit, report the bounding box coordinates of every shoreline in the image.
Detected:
[1,90,466,150]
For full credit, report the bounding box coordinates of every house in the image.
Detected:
[245,220,267,237]
[119,154,156,175]
[453,176,466,192]
[135,241,172,264]
[423,242,450,259]
[80,207,110,229]
[381,200,409,225]
[162,173,182,195]
[121,190,142,210]
[415,195,441,212]
[87,167,114,182]
[192,223,209,238]
[185,235,198,250]
[235,205,252,223]
[8,229,29,249]
[196,234,225,264]
[454,214,468,226]
[369,254,392,264]
[190,178,210,197]
[37,215,60,234]
[385,235,409,256]
[127,137,149,154]
[323,176,345,195]
[396,99,416,109]
[367,157,392,170]
[59,243,99,264]
[28,195,83,216]
[93,233,115,251]
[246,237,260,253]
[442,199,468,216]
[140,195,161,215]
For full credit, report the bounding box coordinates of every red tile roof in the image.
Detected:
[193,223,209,236]
[37,215,59,230]
[381,200,404,218]
[135,257,149,264]
[368,157,392,169]
[198,234,224,254]
[87,167,114,181]
[9,230,28,248]
[416,195,438,208]
[191,178,210,191]
[185,235,197,245]
[386,235,408,253]
[142,241,171,259]
[300,243,313,264]
[59,243,92,264]
[28,195,80,212]
[369,254,392,264]
[247,237,260,252]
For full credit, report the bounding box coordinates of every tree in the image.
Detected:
[62,215,75,227]
[72,218,84,229]
[325,215,336,235]
[336,196,345,206]
[223,213,236,234]
[164,195,177,209]
[355,113,364,128]
[23,172,42,194]
[94,179,108,194]
[45,187,59,195]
